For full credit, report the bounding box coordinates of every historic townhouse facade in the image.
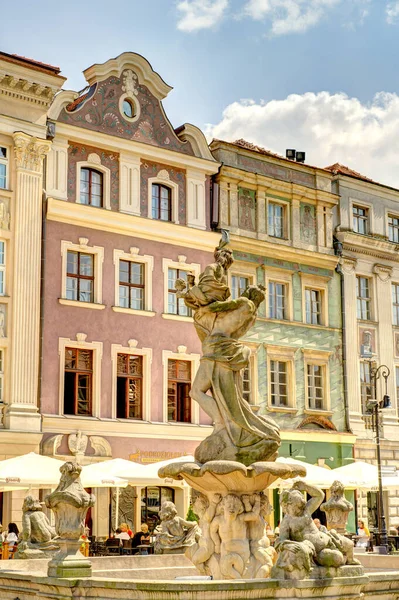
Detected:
[38,53,220,534]
[332,164,399,530]
[210,139,356,527]
[0,52,65,523]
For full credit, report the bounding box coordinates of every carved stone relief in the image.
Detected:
[0,305,6,338]
[0,197,10,230]
[300,203,317,245]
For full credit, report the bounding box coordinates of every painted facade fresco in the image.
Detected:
[300,203,317,245]
[67,142,120,210]
[238,187,256,231]
[140,159,186,223]
[58,74,194,156]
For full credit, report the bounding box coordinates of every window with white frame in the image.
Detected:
[119,261,144,310]
[152,183,172,221]
[268,202,285,238]
[116,353,143,419]
[357,276,371,320]
[0,241,6,296]
[231,275,249,300]
[162,258,200,320]
[307,364,325,410]
[353,205,368,235]
[305,288,321,325]
[167,269,192,317]
[268,281,287,320]
[270,360,288,407]
[388,215,399,243]
[0,147,7,190]
[66,251,94,303]
[61,240,104,308]
[80,168,103,207]
[393,284,399,326]
[0,348,4,402]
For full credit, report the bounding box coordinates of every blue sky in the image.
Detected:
[2,0,399,185]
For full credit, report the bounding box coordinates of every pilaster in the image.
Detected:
[292,197,301,246]
[4,132,51,431]
[46,138,68,200]
[119,152,141,215]
[218,180,229,228]
[229,183,239,229]
[256,189,266,235]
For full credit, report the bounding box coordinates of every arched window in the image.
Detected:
[80,168,103,207]
[151,183,171,221]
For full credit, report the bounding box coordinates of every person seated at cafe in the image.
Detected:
[119,522,132,538]
[114,527,130,541]
[357,520,370,548]
[313,518,328,533]
[5,522,19,555]
[132,523,151,548]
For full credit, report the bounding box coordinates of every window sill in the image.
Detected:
[162,313,193,323]
[59,299,106,310]
[112,306,156,317]
[267,406,298,414]
[303,408,333,417]
[60,414,99,420]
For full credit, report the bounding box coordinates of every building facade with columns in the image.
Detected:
[38,52,220,535]
[332,163,399,530]
[210,139,356,528]
[0,51,65,523]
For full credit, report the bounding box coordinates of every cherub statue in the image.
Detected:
[243,493,276,578]
[210,493,259,579]
[154,500,198,554]
[186,492,221,575]
[321,480,354,533]
[15,495,59,558]
[175,232,234,310]
[273,481,359,579]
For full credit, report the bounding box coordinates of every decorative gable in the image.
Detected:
[57,53,194,156]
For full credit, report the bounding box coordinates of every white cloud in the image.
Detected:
[176,0,229,32]
[206,91,399,187]
[386,1,399,24]
[244,0,340,35]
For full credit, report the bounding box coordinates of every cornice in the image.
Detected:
[336,230,399,263]
[334,173,399,202]
[0,62,65,107]
[83,52,172,99]
[47,197,220,252]
[53,124,220,174]
[230,233,339,270]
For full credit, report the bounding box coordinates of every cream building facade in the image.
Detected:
[0,52,65,523]
[332,163,399,529]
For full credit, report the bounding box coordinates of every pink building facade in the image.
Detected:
[40,53,220,532]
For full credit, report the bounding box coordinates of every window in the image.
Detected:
[388,215,399,243]
[0,349,4,402]
[64,348,93,416]
[357,276,371,320]
[360,361,372,415]
[152,183,171,221]
[0,147,7,189]
[66,251,94,303]
[393,284,399,326]
[167,269,192,317]
[80,168,103,207]
[119,260,144,310]
[307,364,324,410]
[167,359,191,422]
[231,275,249,300]
[0,241,6,296]
[353,205,368,235]
[269,281,287,320]
[270,360,288,407]
[268,202,285,238]
[242,364,251,404]
[122,98,136,119]
[141,487,174,526]
[305,289,321,325]
[116,353,143,419]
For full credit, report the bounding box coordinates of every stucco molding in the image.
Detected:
[176,123,216,162]
[113,248,154,311]
[13,132,51,172]
[340,256,357,273]
[75,158,111,210]
[373,263,393,282]
[60,239,104,305]
[47,90,79,120]
[147,173,179,224]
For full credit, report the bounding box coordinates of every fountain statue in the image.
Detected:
[321,479,354,533]
[45,461,95,577]
[154,500,199,554]
[15,495,59,559]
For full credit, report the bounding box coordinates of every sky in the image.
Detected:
[2,0,399,186]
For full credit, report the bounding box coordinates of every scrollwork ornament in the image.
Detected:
[339,256,357,274]
[373,263,392,282]
[122,69,139,97]
[13,133,51,173]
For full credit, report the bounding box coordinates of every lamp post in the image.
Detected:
[366,362,391,555]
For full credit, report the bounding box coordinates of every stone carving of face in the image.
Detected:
[281,490,306,517]
[222,494,243,517]
[214,248,234,270]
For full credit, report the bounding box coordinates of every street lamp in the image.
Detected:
[365,362,391,554]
